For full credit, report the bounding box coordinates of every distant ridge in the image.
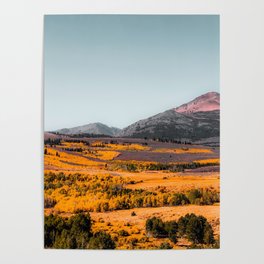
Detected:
[55,122,121,137]
[52,92,220,145]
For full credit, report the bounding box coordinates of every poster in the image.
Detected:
[44,15,220,250]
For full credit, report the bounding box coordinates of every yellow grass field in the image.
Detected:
[194,158,220,164]
[154,148,213,154]
[125,172,220,192]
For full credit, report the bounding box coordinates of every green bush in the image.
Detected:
[169,193,190,206]
[177,213,214,244]
[53,229,77,249]
[146,217,167,238]
[187,189,220,205]
[68,213,92,235]
[44,214,68,248]
[130,238,138,247]
[203,222,215,245]
[146,218,178,239]
[118,230,129,237]
[159,242,173,249]
[44,197,57,208]
[187,189,202,204]
[88,232,116,249]
[164,221,178,237]
[185,215,206,243]
[169,234,178,244]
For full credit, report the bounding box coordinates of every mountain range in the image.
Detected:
[54,92,220,145]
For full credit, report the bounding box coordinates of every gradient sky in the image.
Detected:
[44,15,219,131]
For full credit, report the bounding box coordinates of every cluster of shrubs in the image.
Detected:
[44,149,60,156]
[159,242,173,249]
[44,138,62,146]
[62,147,84,152]
[110,161,219,173]
[146,213,216,247]
[44,197,57,208]
[186,189,220,205]
[45,213,115,249]
[63,139,90,145]
[44,173,219,212]
[146,217,178,243]
[44,172,126,193]
[150,137,192,145]
[178,214,215,245]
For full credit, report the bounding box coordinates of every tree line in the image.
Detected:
[109,161,219,173]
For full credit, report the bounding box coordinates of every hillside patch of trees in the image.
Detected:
[44,213,115,249]
[44,172,219,213]
[146,213,216,247]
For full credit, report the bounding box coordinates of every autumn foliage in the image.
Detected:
[44,137,220,249]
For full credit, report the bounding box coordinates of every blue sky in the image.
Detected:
[44,15,219,130]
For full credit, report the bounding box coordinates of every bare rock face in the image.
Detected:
[175,92,220,114]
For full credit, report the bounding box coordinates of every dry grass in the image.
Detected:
[81,150,120,161]
[44,147,104,170]
[154,148,213,154]
[90,205,220,249]
[60,141,86,148]
[91,205,219,229]
[108,143,150,151]
[57,141,120,161]
[46,204,219,249]
[90,141,150,151]
[125,172,220,192]
[194,158,220,165]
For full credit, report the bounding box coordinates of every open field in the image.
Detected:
[44,135,220,249]
[125,172,220,192]
[46,205,219,250]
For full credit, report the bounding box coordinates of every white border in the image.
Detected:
[0,1,264,263]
